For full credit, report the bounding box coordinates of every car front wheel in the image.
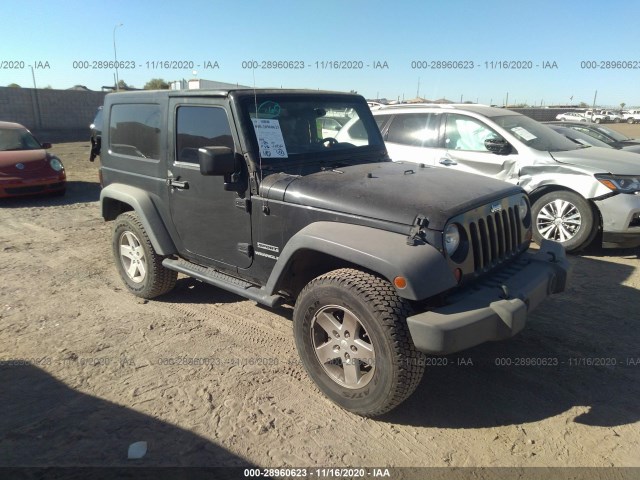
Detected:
[293,268,425,417]
[532,191,597,252]
[112,211,177,298]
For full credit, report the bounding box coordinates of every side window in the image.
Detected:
[347,119,367,140]
[109,104,161,159]
[386,113,440,147]
[445,114,499,152]
[374,114,391,131]
[176,106,234,164]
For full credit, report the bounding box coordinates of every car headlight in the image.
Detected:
[517,196,531,227]
[595,174,640,193]
[444,224,461,256]
[49,157,64,172]
[517,197,528,217]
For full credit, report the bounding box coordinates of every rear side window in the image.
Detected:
[386,113,441,147]
[109,104,161,159]
[175,106,234,163]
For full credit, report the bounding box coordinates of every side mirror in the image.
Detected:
[41,142,52,149]
[90,136,101,162]
[198,146,236,176]
[198,146,245,192]
[484,138,512,155]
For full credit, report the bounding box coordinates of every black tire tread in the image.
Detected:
[113,211,177,298]
[297,268,425,416]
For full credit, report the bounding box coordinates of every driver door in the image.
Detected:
[167,101,253,269]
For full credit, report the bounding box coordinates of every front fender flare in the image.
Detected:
[100,183,177,255]
[266,222,457,301]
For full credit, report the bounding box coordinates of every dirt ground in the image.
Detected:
[1,132,639,473]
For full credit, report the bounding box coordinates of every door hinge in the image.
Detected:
[235,197,251,212]
[237,243,254,257]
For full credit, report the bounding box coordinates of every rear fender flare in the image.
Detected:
[100,183,176,255]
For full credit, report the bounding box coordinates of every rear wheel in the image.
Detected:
[532,191,597,252]
[112,212,177,298]
[293,268,425,417]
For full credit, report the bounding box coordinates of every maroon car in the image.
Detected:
[0,121,66,197]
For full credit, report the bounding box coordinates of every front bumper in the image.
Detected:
[406,240,570,355]
[0,175,66,198]
[595,192,640,248]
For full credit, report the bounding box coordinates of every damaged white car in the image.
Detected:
[366,104,640,252]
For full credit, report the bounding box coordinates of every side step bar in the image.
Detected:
[162,258,284,308]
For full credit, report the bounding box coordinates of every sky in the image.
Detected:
[1,0,639,107]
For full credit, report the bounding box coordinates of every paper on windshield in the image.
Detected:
[251,118,288,158]
[511,127,537,141]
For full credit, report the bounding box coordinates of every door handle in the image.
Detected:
[439,158,457,166]
[167,179,189,189]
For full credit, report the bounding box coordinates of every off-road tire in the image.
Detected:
[293,268,425,417]
[112,211,177,299]
[532,191,597,252]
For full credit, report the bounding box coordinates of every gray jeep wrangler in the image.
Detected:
[97,89,569,416]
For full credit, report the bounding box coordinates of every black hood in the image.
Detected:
[260,162,523,230]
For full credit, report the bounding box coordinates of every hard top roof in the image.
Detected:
[105,88,364,101]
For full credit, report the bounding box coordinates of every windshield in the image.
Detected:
[549,125,612,148]
[593,125,629,142]
[0,127,43,151]
[240,95,383,162]
[492,114,580,152]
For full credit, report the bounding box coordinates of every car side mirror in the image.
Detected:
[198,146,246,192]
[198,146,236,176]
[485,138,512,155]
[41,142,52,149]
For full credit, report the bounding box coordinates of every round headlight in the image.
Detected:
[517,197,528,216]
[444,224,461,256]
[517,196,531,227]
[50,157,64,172]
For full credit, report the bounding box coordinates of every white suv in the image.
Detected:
[622,110,640,124]
[342,104,640,252]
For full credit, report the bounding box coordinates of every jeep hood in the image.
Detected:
[261,162,522,230]
[550,147,640,174]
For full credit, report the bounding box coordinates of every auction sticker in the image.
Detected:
[251,118,288,158]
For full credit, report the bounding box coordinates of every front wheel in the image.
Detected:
[293,268,425,417]
[532,191,597,252]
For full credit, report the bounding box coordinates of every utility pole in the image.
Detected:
[113,23,123,90]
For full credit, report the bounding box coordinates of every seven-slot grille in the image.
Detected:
[467,205,523,272]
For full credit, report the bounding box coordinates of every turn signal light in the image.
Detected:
[454,268,462,283]
[394,276,407,289]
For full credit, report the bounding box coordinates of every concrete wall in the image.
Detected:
[0,87,106,141]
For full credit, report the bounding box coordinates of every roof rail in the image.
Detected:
[378,103,491,110]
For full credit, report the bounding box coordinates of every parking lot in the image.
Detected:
[1,134,639,469]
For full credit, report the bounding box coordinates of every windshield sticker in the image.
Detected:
[511,126,537,141]
[252,118,288,158]
[256,101,281,118]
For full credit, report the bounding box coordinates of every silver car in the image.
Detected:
[362,104,640,252]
